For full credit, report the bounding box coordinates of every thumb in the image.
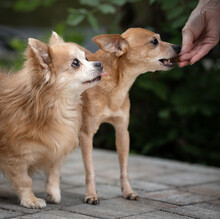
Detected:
[181,27,194,54]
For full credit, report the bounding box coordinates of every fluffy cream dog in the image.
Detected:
[0,32,104,208]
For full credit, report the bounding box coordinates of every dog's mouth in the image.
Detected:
[83,72,107,84]
[83,76,102,84]
[159,57,179,68]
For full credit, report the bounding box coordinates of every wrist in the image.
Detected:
[199,0,220,9]
[198,0,209,7]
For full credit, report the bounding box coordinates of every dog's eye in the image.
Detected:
[72,59,80,68]
[85,57,88,61]
[151,38,158,45]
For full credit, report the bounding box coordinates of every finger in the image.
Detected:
[178,61,190,67]
[189,44,213,64]
[180,44,202,62]
[179,53,193,62]
[181,27,194,54]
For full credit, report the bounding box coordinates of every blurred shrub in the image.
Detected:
[13,0,59,12]
[66,0,141,32]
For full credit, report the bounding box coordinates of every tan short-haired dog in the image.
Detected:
[80,28,181,204]
[0,32,104,208]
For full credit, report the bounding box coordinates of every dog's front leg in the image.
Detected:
[113,116,139,201]
[45,161,61,204]
[80,130,99,205]
[6,163,46,209]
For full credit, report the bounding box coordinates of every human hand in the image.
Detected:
[178,0,220,67]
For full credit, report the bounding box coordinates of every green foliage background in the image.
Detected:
[0,0,220,166]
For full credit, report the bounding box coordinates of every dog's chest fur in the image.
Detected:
[0,72,81,167]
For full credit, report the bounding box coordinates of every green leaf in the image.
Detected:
[199,105,213,117]
[14,0,41,12]
[14,0,58,11]
[167,7,184,20]
[54,22,66,36]
[149,0,157,4]
[87,13,99,31]
[174,105,199,116]
[171,15,188,29]
[167,129,178,141]
[158,109,170,119]
[161,0,178,10]
[170,88,194,106]
[80,0,101,7]
[67,14,85,26]
[187,1,198,10]
[42,0,58,7]
[9,38,26,52]
[68,8,88,15]
[98,4,116,14]
[137,79,169,101]
[127,0,141,3]
[64,31,85,45]
[162,68,184,80]
[109,0,129,6]
[142,142,154,154]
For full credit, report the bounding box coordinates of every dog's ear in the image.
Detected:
[93,34,128,57]
[49,31,64,45]
[28,38,52,69]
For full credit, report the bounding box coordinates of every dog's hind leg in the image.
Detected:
[112,113,139,201]
[5,163,46,209]
[45,161,61,204]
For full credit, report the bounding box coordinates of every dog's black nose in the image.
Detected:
[172,45,181,54]
[94,61,103,70]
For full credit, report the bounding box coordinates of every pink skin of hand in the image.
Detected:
[178,0,220,67]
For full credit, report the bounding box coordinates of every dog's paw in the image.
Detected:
[124,192,140,200]
[85,196,100,205]
[46,186,61,204]
[47,191,61,204]
[20,197,46,209]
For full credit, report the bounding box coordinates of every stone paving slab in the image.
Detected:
[146,171,220,187]
[129,180,173,192]
[165,202,220,219]
[16,210,97,219]
[0,191,84,214]
[125,211,195,219]
[181,182,220,197]
[143,189,217,205]
[63,198,176,219]
[0,209,23,219]
[0,148,220,219]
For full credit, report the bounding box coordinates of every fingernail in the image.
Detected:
[190,60,195,65]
